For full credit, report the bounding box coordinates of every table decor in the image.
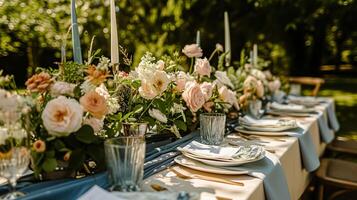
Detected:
[239,115,298,132]
[178,141,265,166]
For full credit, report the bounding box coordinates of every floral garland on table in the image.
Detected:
[20,42,242,179]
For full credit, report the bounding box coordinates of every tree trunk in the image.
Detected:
[26,40,39,77]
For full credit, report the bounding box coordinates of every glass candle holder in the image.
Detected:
[104,136,146,192]
[199,113,226,145]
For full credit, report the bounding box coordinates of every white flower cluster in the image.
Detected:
[97,56,111,71]
[136,52,171,100]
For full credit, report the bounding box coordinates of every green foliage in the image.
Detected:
[60,62,85,84]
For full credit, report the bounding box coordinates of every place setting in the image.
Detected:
[173,113,266,181]
[266,102,318,117]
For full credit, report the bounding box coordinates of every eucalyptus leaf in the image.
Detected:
[42,158,57,172]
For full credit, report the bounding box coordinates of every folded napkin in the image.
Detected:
[224,152,291,200]
[240,115,297,128]
[270,102,306,111]
[286,127,320,172]
[178,141,263,161]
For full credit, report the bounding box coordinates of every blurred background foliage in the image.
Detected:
[1,0,357,83]
[0,0,356,136]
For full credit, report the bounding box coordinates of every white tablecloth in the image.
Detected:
[142,99,337,200]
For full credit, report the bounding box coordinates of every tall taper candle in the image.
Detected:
[253,44,258,67]
[110,0,119,67]
[196,30,200,46]
[224,11,231,66]
[71,0,82,64]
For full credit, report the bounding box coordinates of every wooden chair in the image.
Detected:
[289,77,325,96]
[327,137,357,156]
[316,159,357,200]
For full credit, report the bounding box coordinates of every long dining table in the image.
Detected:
[142,98,339,200]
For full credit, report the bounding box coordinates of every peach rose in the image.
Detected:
[200,82,213,101]
[219,86,239,110]
[194,58,211,76]
[63,151,71,161]
[25,72,52,93]
[243,76,258,94]
[152,70,170,94]
[182,44,203,58]
[42,96,83,137]
[239,93,250,107]
[182,81,206,112]
[33,140,46,153]
[80,91,108,119]
[256,80,265,98]
[203,101,214,112]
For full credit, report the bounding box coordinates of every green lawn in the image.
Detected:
[308,77,357,139]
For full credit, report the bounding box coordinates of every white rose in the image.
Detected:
[194,58,211,76]
[152,70,170,94]
[95,84,110,99]
[251,69,266,81]
[42,96,83,137]
[84,117,104,133]
[50,81,76,97]
[149,108,168,123]
[139,80,158,100]
[214,71,234,89]
[156,60,165,70]
[219,86,239,110]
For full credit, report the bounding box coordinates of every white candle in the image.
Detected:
[196,30,200,46]
[224,11,231,67]
[71,0,82,64]
[253,44,258,67]
[110,0,119,67]
[250,50,253,64]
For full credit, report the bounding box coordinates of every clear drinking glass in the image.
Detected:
[122,122,148,137]
[0,111,30,200]
[200,113,226,145]
[104,136,146,192]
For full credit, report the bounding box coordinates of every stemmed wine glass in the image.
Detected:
[0,93,31,200]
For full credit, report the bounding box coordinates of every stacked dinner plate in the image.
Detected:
[174,141,265,175]
[235,115,299,136]
[267,102,316,117]
[287,96,324,107]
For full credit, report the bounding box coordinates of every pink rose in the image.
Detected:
[200,82,213,101]
[194,58,211,76]
[182,44,203,58]
[182,81,206,112]
[175,72,192,92]
[256,80,265,98]
[219,86,239,110]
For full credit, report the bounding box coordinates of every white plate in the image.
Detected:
[235,126,290,136]
[266,110,313,117]
[174,156,249,175]
[241,124,298,132]
[181,151,265,167]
